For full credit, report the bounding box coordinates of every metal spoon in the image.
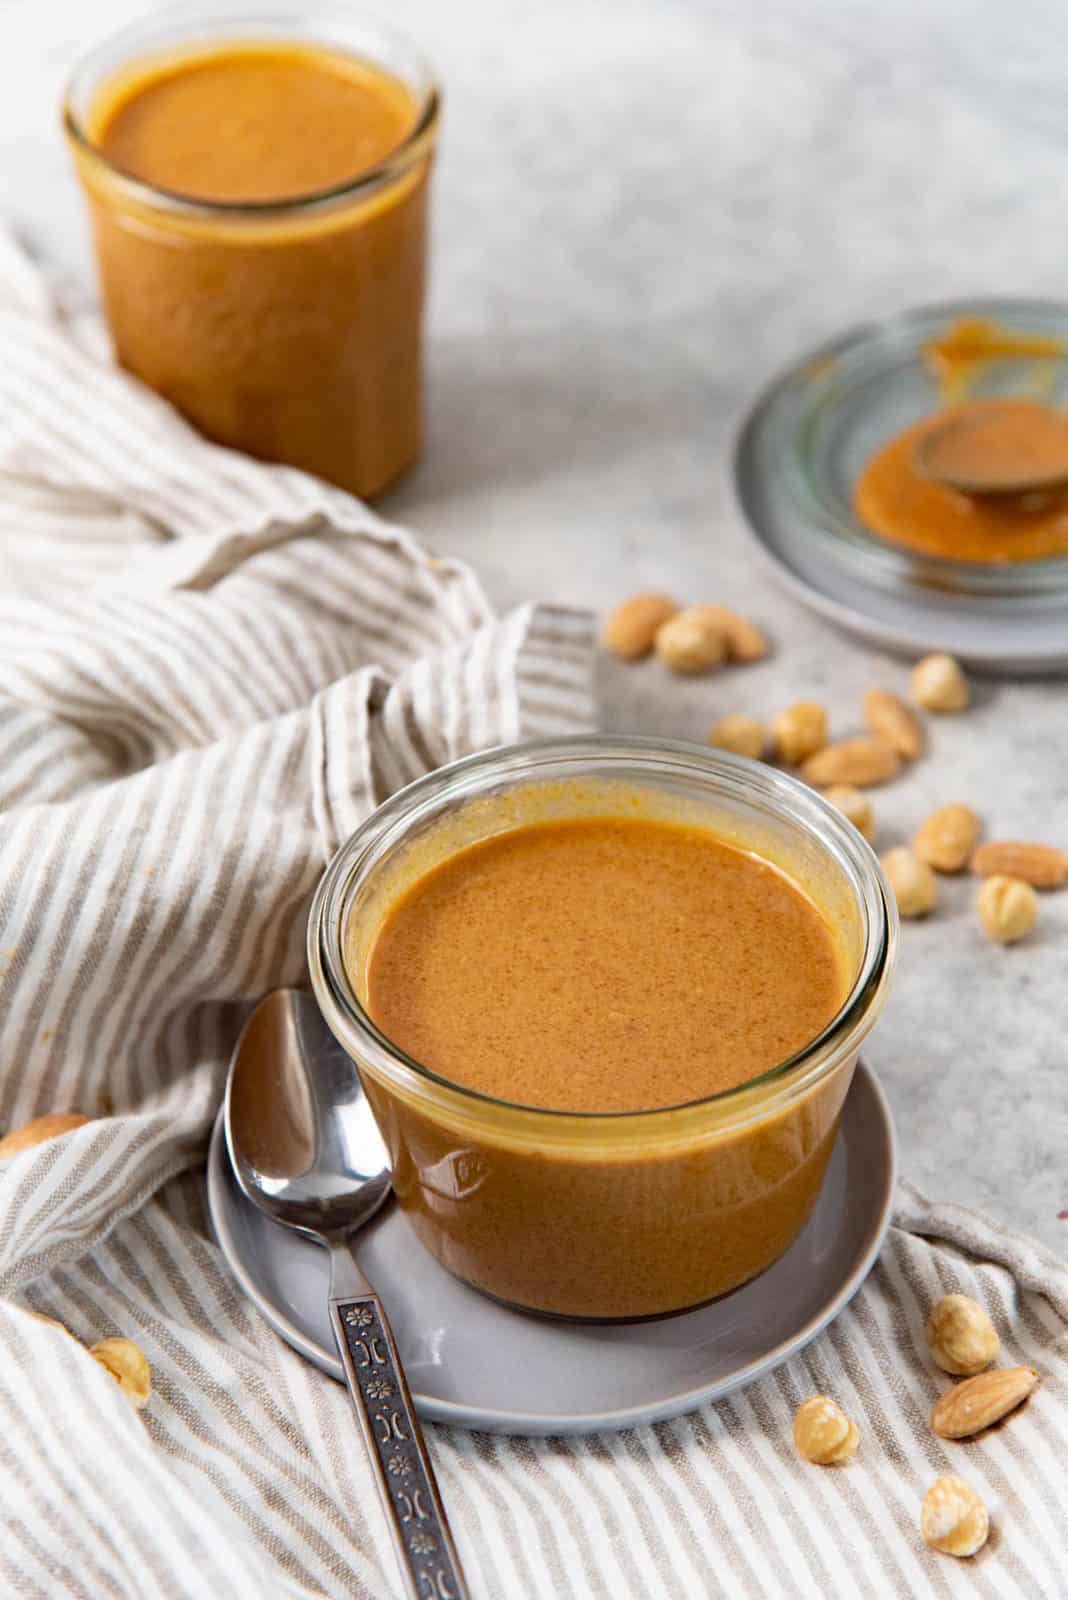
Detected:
[915,397,1068,496]
[225,989,468,1600]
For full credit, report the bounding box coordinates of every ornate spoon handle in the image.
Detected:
[331,1287,468,1600]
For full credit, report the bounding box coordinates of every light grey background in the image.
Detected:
[4,0,1066,1249]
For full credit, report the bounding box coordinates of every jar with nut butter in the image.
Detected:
[309,737,897,1321]
[64,5,440,500]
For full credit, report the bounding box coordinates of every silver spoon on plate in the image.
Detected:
[225,988,468,1600]
[915,396,1068,495]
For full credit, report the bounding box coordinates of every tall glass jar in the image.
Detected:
[309,737,897,1321]
[64,5,440,499]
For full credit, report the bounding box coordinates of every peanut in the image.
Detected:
[921,1475,989,1558]
[911,653,970,713]
[654,609,727,674]
[977,876,1039,944]
[913,804,980,874]
[772,702,828,766]
[863,688,924,759]
[926,1294,999,1376]
[707,714,766,761]
[881,847,938,918]
[801,737,899,788]
[600,592,678,659]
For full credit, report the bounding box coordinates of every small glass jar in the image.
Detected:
[64,4,440,500]
[309,737,897,1321]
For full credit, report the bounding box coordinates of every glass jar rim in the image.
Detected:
[308,736,897,1145]
[62,1,441,220]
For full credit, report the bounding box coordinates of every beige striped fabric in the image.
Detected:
[0,237,1066,1599]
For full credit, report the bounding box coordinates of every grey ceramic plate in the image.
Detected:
[206,1061,895,1436]
[734,300,1068,675]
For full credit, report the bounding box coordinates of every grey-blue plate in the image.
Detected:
[206,1060,895,1436]
[734,299,1068,674]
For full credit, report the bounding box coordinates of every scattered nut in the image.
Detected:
[931,1365,1038,1440]
[914,804,981,874]
[911,653,970,713]
[0,1113,89,1159]
[90,1338,152,1411]
[772,702,828,765]
[824,786,876,842]
[600,592,678,660]
[863,688,924,759]
[977,876,1039,945]
[926,1294,1000,1376]
[801,737,900,789]
[921,1475,989,1558]
[28,1311,75,1338]
[792,1395,860,1464]
[707,714,766,760]
[971,840,1068,889]
[654,609,727,674]
[690,605,768,662]
[881,847,938,917]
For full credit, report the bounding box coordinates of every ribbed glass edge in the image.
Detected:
[307,737,898,1155]
[62,2,440,220]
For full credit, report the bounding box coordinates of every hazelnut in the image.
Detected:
[707,714,766,761]
[90,1338,152,1410]
[881,847,938,918]
[921,1475,989,1558]
[690,605,768,662]
[654,609,727,674]
[913,804,980,874]
[824,785,875,842]
[911,653,970,713]
[926,1293,1000,1376]
[977,876,1038,944]
[772,702,828,766]
[792,1395,859,1464]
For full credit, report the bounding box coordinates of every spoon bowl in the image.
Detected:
[225,988,391,1237]
[915,396,1068,496]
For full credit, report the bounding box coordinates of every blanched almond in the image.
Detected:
[601,592,678,659]
[801,738,900,788]
[863,689,923,759]
[931,1365,1038,1439]
[914,805,980,873]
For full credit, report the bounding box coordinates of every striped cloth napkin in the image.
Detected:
[0,234,1066,1600]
